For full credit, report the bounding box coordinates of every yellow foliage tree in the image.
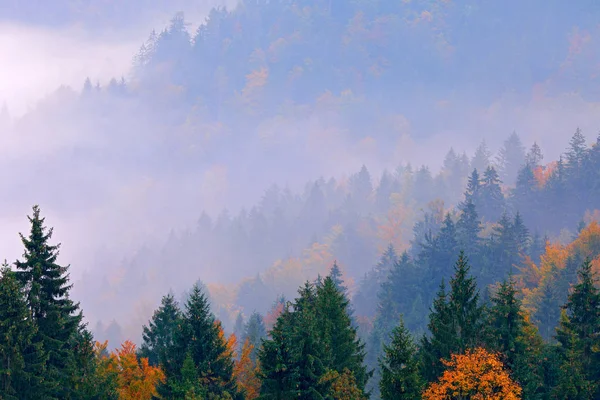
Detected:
[422,348,522,400]
[100,340,165,400]
[320,368,367,400]
[233,339,261,399]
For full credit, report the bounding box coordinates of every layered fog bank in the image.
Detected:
[1,1,600,344]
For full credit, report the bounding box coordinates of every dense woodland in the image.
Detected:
[3,1,600,399]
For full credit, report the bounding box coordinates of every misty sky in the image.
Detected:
[2,0,600,342]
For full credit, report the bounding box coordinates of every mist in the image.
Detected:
[2,0,600,347]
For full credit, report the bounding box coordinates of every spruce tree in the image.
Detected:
[379,317,423,400]
[480,166,505,222]
[140,292,182,368]
[420,252,484,382]
[315,277,368,392]
[14,205,86,399]
[456,197,482,260]
[420,280,453,382]
[258,309,299,400]
[0,265,47,399]
[555,259,600,398]
[488,278,544,399]
[166,284,239,398]
[243,312,267,363]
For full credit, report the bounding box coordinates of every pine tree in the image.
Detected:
[379,317,423,400]
[139,292,182,368]
[257,308,299,400]
[471,140,492,174]
[329,261,347,295]
[479,166,505,222]
[496,131,526,185]
[166,284,239,398]
[420,281,453,383]
[566,128,587,176]
[0,265,47,399]
[420,253,485,382]
[488,278,544,398]
[14,205,86,399]
[525,142,544,167]
[243,312,267,363]
[315,277,368,392]
[555,259,600,398]
[456,197,482,260]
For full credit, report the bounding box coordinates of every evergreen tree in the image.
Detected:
[258,308,299,400]
[479,166,505,221]
[488,278,544,399]
[315,277,368,392]
[243,312,267,364]
[14,205,86,399]
[555,259,600,398]
[420,253,485,382]
[0,265,47,399]
[420,280,453,383]
[496,131,526,185]
[329,261,347,295]
[463,169,482,208]
[379,317,423,400]
[471,140,492,174]
[525,142,544,167]
[566,128,587,176]
[456,198,482,260]
[140,292,182,368]
[165,284,239,398]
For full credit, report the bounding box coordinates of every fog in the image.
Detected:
[2,1,600,345]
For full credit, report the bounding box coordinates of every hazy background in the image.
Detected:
[2,0,600,344]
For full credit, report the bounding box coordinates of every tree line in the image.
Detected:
[2,205,599,399]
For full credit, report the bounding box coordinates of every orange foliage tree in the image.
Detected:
[233,339,261,399]
[422,348,522,400]
[100,340,165,400]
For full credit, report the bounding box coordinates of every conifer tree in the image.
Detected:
[139,292,182,367]
[165,284,239,398]
[456,197,482,260]
[420,281,453,383]
[243,312,267,363]
[471,140,492,174]
[488,278,544,398]
[0,265,47,399]
[480,166,505,222]
[379,317,423,400]
[420,252,484,382]
[257,308,299,399]
[554,259,600,398]
[496,131,526,185]
[316,277,368,392]
[14,205,87,399]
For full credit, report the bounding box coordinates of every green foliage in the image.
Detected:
[420,252,485,382]
[554,259,600,399]
[0,264,47,399]
[140,292,182,367]
[379,317,423,400]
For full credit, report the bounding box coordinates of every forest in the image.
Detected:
[2,129,600,399]
[2,0,600,399]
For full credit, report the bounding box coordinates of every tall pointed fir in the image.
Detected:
[14,205,90,399]
[315,276,369,393]
[163,283,240,398]
[139,292,182,369]
[488,277,544,399]
[379,317,423,400]
[554,259,600,399]
[243,312,267,363]
[420,252,484,382]
[0,264,47,399]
